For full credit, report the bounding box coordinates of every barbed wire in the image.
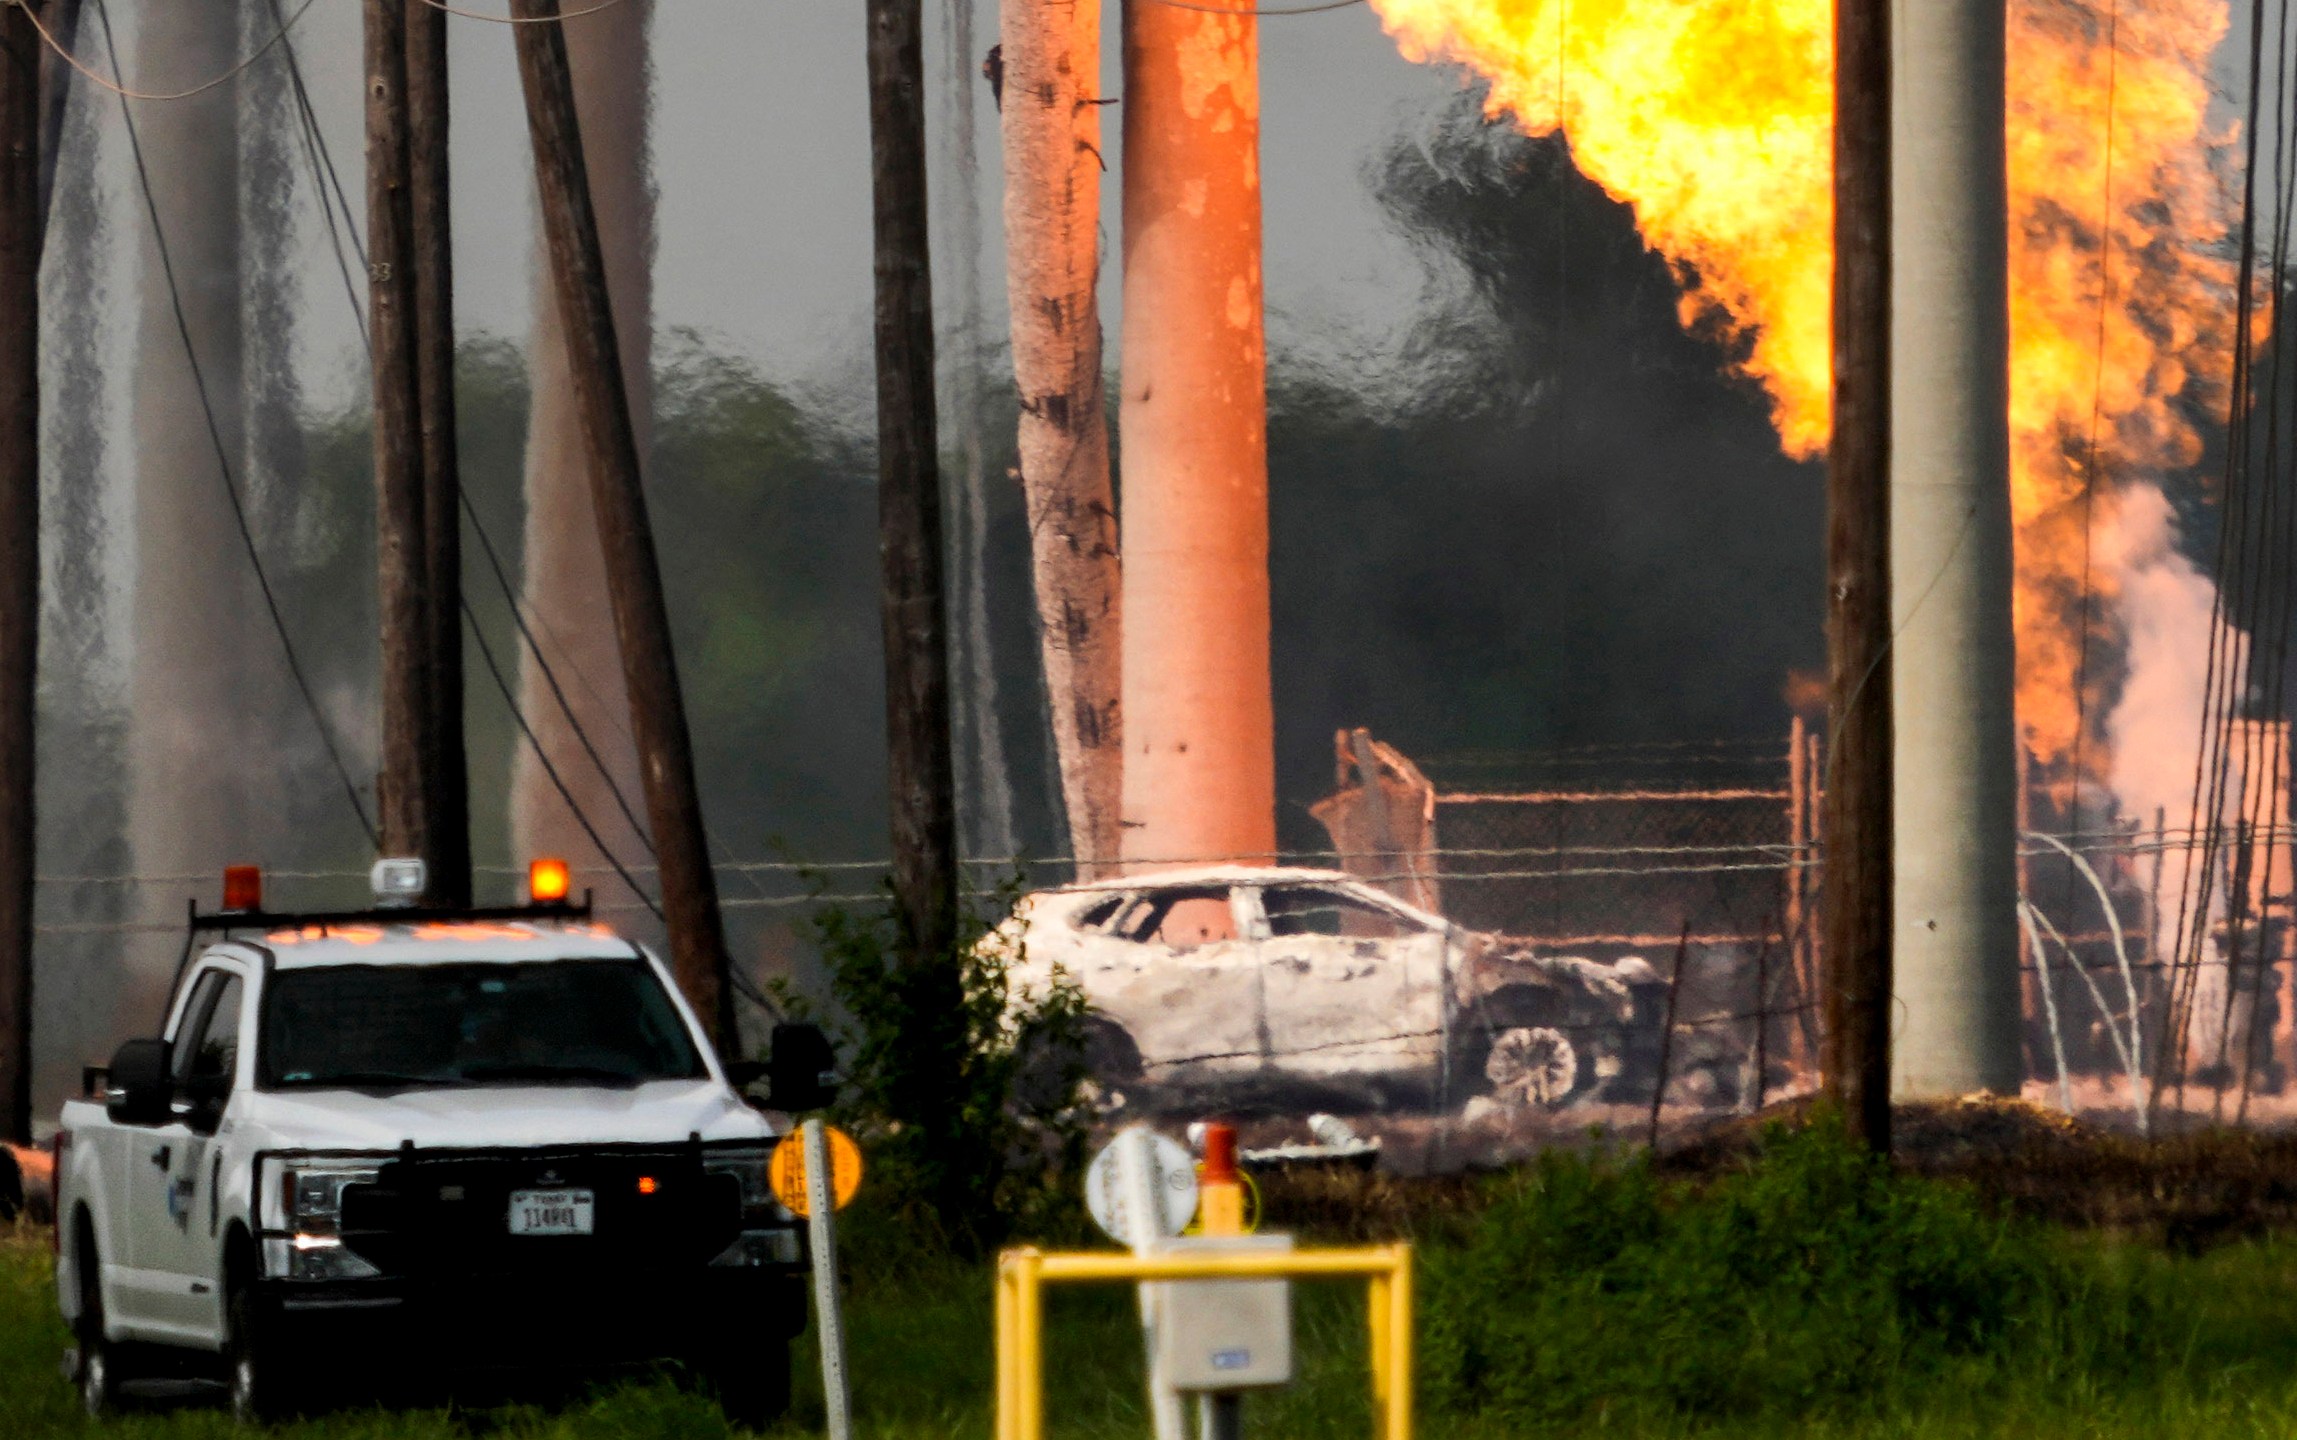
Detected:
[412,0,631,22]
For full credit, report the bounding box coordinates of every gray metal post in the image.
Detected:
[804,1119,853,1440]
[1118,1129,1187,1440]
[1889,0,2023,1098]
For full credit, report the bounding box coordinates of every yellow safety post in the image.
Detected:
[1368,1268,1392,1419]
[995,1243,1414,1440]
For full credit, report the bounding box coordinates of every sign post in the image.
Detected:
[1113,1128,1191,1440]
[775,1119,863,1440]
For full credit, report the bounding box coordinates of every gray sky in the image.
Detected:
[261,0,1466,409]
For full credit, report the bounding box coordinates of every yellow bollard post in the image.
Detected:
[1016,1249,1047,1440]
[995,1257,1017,1440]
[1385,1247,1414,1440]
[1367,1269,1392,1421]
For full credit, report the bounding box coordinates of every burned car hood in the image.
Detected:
[1459,937,1653,1022]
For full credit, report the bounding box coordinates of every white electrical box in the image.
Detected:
[1153,1234,1294,1391]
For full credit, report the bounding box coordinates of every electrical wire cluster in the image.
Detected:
[2157,0,2297,1112]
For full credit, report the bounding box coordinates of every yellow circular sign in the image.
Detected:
[769,1126,864,1214]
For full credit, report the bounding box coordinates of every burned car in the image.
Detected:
[991,867,1665,1116]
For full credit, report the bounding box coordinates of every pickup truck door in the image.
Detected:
[122,965,241,1343]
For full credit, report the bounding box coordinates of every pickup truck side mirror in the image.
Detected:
[764,1023,837,1113]
[105,1039,174,1127]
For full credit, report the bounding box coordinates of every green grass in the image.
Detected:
[21,1134,2297,1439]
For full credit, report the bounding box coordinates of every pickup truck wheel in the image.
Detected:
[691,1338,792,1431]
[72,1218,124,1418]
[225,1272,298,1425]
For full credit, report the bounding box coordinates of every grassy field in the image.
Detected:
[20,1137,2297,1438]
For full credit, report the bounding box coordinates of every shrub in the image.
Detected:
[1422,1116,2158,1425]
[797,880,1093,1255]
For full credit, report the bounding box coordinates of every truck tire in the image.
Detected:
[692,1338,792,1431]
[225,1256,300,1425]
[72,1216,123,1418]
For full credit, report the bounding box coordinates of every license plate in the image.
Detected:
[507,1188,594,1236]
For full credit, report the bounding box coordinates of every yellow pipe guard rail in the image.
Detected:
[994,1242,1414,1440]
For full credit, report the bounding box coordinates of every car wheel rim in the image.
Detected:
[1486,1026,1579,1107]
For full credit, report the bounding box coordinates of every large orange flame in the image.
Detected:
[1370,0,2240,771]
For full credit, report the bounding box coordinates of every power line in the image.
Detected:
[462,598,662,919]
[1138,0,1365,13]
[262,5,662,875]
[91,0,379,848]
[412,0,632,23]
[264,0,366,348]
[23,0,324,103]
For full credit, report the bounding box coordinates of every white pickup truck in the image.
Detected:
[51,868,829,1425]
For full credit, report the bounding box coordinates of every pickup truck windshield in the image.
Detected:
[259,959,708,1090]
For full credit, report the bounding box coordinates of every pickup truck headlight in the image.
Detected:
[261,1160,385,1281]
[702,1146,804,1268]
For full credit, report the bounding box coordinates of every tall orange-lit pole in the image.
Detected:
[1118,0,1274,873]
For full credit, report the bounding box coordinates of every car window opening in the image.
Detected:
[1263,886,1418,941]
[1111,888,1236,948]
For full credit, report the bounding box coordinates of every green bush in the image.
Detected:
[796,881,1093,1256]
[1423,1116,2160,1425]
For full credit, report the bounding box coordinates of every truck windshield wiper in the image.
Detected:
[455,1062,645,1088]
[291,1070,460,1092]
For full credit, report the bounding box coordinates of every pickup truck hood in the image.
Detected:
[236,1079,779,1153]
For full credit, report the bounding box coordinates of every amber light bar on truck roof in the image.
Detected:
[183,858,594,935]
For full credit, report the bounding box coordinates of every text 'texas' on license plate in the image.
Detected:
[508,1188,595,1235]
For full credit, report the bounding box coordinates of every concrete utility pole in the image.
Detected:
[33,0,82,251]
[1118,0,1273,873]
[366,0,435,874]
[1822,0,1894,1151]
[865,0,960,970]
[0,1,37,1145]
[1889,0,2022,1099]
[1000,0,1123,875]
[406,0,469,907]
[128,0,253,1029]
[509,0,736,1051]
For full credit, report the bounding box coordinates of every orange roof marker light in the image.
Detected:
[528,857,572,906]
[222,865,263,913]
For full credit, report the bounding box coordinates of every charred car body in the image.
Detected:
[52,874,822,1425]
[993,866,1668,1117]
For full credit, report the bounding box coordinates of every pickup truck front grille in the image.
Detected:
[338,1148,744,1278]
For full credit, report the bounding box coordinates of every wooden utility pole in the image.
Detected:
[508,0,736,1049]
[366,0,435,873]
[1821,0,1893,1153]
[0,0,37,1145]
[999,0,1123,874]
[867,0,959,971]
[405,0,469,906]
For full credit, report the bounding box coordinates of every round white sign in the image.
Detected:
[1084,1126,1198,1244]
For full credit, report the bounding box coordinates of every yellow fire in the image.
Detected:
[1370,0,2239,768]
